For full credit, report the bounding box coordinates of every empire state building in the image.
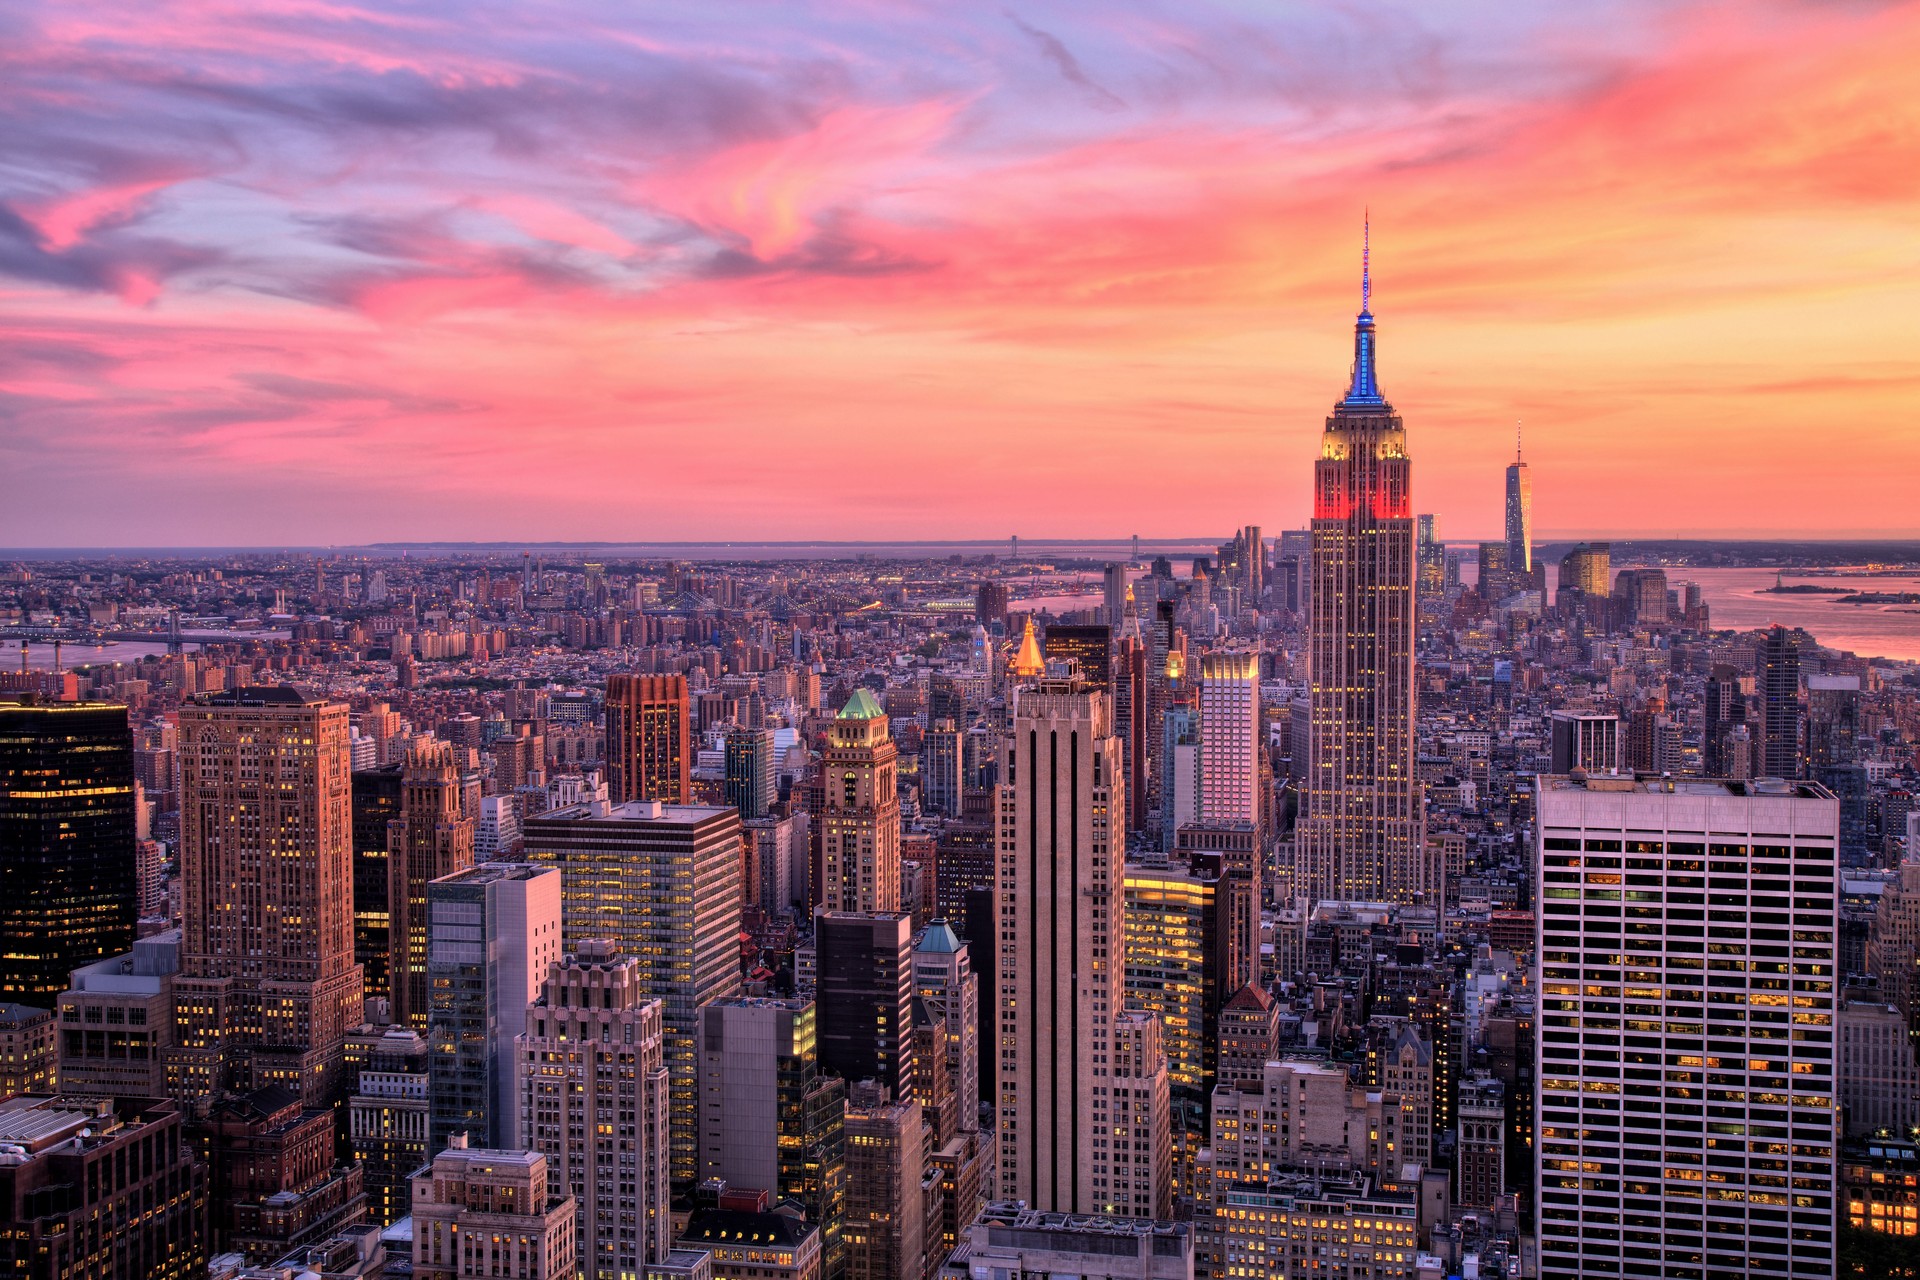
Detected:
[1297,236,1427,903]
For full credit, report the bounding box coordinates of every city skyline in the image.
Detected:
[3,2,1918,546]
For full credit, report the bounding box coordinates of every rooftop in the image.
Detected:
[1541,773,1834,800]
[531,801,735,825]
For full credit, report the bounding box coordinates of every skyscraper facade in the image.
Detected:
[1298,253,1425,904]
[0,700,137,1007]
[1535,774,1839,1280]
[724,727,776,821]
[171,687,364,1108]
[426,862,562,1153]
[523,801,743,1186]
[820,690,901,915]
[814,912,915,1100]
[518,940,673,1278]
[606,675,690,805]
[996,679,1164,1215]
[1504,440,1532,577]
[1196,652,1260,830]
[390,741,476,1029]
[1759,625,1802,779]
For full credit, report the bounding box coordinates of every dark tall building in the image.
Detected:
[606,673,691,804]
[1758,624,1802,779]
[1298,237,1425,904]
[725,727,776,820]
[1703,664,1748,778]
[0,1095,206,1280]
[815,911,915,1100]
[1041,623,1112,693]
[350,764,405,1006]
[388,741,475,1030]
[0,700,137,1008]
[974,581,1008,625]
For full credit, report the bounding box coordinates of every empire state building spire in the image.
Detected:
[1298,223,1426,904]
[1342,216,1387,409]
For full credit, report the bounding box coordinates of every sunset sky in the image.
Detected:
[2,0,1916,547]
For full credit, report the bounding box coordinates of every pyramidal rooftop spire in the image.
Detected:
[1340,213,1386,409]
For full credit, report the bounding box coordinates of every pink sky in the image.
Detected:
[1,1,1916,546]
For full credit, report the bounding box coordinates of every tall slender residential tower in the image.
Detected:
[820,690,901,914]
[1504,423,1532,577]
[1298,229,1425,903]
[171,687,364,1107]
[389,741,476,1029]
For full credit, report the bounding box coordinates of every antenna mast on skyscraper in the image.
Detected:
[1361,209,1371,314]
[1516,419,1523,463]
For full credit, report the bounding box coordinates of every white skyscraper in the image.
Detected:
[1535,776,1839,1280]
[1197,651,1261,829]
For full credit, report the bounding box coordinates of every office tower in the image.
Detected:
[1145,600,1176,811]
[1613,566,1670,626]
[748,813,798,916]
[997,679,1162,1215]
[477,793,521,859]
[1109,1010,1175,1219]
[606,674,690,805]
[0,1095,207,1280]
[1215,983,1279,1091]
[814,912,915,1099]
[426,863,562,1153]
[1103,563,1129,626]
[974,580,1009,625]
[725,727,776,820]
[1045,623,1113,692]
[1758,625,1802,779]
[350,1025,430,1226]
[1122,862,1228,1190]
[1377,1023,1435,1163]
[0,1004,53,1102]
[390,742,477,1030]
[1197,652,1261,829]
[1558,541,1612,598]
[695,997,846,1274]
[1550,711,1622,775]
[820,691,901,915]
[1476,540,1510,603]
[1836,993,1919,1137]
[1867,857,1920,1039]
[352,764,404,1006]
[1456,1073,1505,1209]
[922,719,963,817]
[1298,251,1424,906]
[1805,675,1861,775]
[518,941,673,1278]
[523,801,743,1186]
[956,1205,1191,1280]
[411,1143,579,1280]
[1241,524,1264,600]
[0,700,136,1007]
[1703,666,1749,778]
[1535,774,1839,1280]
[911,921,980,1132]
[1161,703,1200,851]
[1505,432,1532,576]
[204,1084,367,1258]
[841,1081,925,1280]
[55,931,178,1098]
[172,688,363,1108]
[1416,514,1445,601]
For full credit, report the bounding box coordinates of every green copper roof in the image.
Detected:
[837,687,884,720]
[915,920,964,954]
